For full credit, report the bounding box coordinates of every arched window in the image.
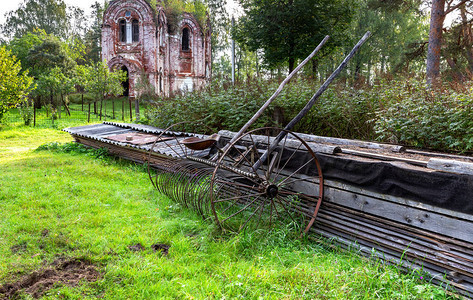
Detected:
[182,27,190,51]
[119,20,126,42]
[132,19,139,42]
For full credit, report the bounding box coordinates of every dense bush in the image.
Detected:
[144,77,473,153]
[144,78,379,140]
[373,79,473,151]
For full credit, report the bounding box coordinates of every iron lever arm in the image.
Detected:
[217,35,331,157]
[253,31,372,171]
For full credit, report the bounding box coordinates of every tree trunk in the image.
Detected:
[312,59,318,79]
[288,57,295,74]
[446,56,464,81]
[460,4,473,73]
[426,0,446,88]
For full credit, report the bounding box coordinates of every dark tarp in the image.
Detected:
[317,153,473,215]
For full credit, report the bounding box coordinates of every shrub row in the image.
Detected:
[143,77,473,153]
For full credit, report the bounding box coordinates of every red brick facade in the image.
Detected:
[102,0,211,97]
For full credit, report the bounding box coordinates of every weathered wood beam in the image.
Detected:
[218,130,341,155]
[427,158,473,175]
[295,132,405,153]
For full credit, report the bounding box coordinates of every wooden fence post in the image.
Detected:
[122,99,125,121]
[129,98,133,121]
[58,97,61,119]
[88,103,91,123]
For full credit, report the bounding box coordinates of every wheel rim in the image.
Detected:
[210,127,324,233]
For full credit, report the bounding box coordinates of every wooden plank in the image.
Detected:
[218,130,341,155]
[407,148,473,162]
[427,158,473,175]
[321,204,473,257]
[316,210,473,274]
[322,186,473,242]
[342,149,428,167]
[295,132,405,152]
[324,179,473,222]
[309,229,473,295]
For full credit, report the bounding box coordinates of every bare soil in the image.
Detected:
[151,243,170,256]
[0,258,100,299]
[128,243,145,251]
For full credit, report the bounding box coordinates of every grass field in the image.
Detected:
[0,122,457,299]
[3,95,144,128]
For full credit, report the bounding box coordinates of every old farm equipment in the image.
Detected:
[147,32,371,233]
[64,31,473,296]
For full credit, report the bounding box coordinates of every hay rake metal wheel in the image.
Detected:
[210,127,324,233]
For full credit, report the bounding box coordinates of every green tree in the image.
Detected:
[24,34,76,78]
[84,2,107,63]
[1,0,69,39]
[85,60,126,117]
[0,46,35,122]
[235,0,355,73]
[5,30,43,73]
[347,0,428,82]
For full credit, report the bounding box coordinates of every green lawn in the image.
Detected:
[4,95,146,128]
[0,122,455,299]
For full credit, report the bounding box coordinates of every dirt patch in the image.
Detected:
[128,243,145,252]
[10,243,27,254]
[151,243,170,256]
[0,258,100,299]
[41,229,49,238]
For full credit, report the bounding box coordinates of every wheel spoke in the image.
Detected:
[210,127,323,233]
[220,194,263,223]
[277,157,315,187]
[240,196,266,230]
[213,191,265,203]
[274,142,304,179]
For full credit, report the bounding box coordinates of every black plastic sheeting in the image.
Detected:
[316,153,473,215]
[216,136,473,215]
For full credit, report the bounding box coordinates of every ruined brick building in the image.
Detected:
[101,0,211,97]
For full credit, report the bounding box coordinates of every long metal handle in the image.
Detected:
[253,31,372,170]
[217,36,330,157]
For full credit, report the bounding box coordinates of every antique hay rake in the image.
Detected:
[147,32,371,233]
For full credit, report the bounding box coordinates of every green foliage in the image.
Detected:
[5,30,43,72]
[373,78,473,151]
[85,60,126,102]
[25,34,76,78]
[161,0,208,34]
[145,75,473,153]
[144,78,378,140]
[235,0,355,72]
[83,1,106,63]
[0,46,35,122]
[18,102,34,126]
[349,0,429,79]
[36,141,109,158]
[1,0,69,39]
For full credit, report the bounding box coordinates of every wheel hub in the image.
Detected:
[266,184,278,198]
